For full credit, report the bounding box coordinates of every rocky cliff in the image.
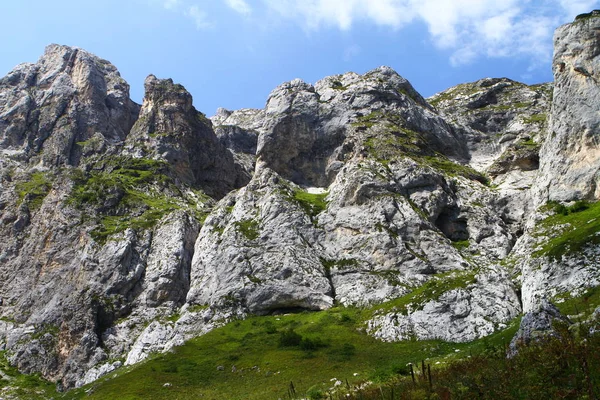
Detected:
[1,13,600,392]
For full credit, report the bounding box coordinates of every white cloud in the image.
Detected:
[262,0,413,30]
[261,0,600,68]
[162,0,180,9]
[186,5,213,29]
[225,0,252,15]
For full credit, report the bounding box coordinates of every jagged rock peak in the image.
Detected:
[265,66,430,109]
[125,75,250,197]
[258,64,467,187]
[142,74,193,112]
[535,14,600,202]
[0,43,139,166]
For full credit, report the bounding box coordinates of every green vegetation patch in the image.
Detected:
[15,171,52,210]
[553,285,600,320]
[0,351,59,399]
[374,270,478,315]
[69,157,168,206]
[523,113,547,124]
[320,258,360,273]
[148,132,171,139]
[517,137,540,148]
[68,156,198,243]
[364,126,425,164]
[427,84,484,107]
[351,111,386,129]
[451,240,470,251]
[330,80,348,90]
[355,112,488,184]
[534,200,600,260]
[349,316,598,400]
[234,218,260,240]
[92,202,178,243]
[575,10,600,21]
[64,307,521,400]
[420,155,489,185]
[486,101,532,111]
[292,188,329,218]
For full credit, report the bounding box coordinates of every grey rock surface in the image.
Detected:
[0,46,237,388]
[125,75,249,198]
[536,16,600,203]
[0,44,139,167]
[3,16,600,391]
[211,108,262,177]
[430,78,551,174]
[509,300,570,355]
[368,268,521,343]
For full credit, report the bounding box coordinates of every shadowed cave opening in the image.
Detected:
[435,206,469,242]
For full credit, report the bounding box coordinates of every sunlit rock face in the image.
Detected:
[2,14,600,390]
[535,15,600,203]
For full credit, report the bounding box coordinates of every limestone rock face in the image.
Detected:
[508,17,600,321]
[0,44,139,166]
[186,167,334,315]
[430,78,551,173]
[183,67,519,349]
[211,107,263,177]
[368,268,521,343]
[509,300,571,355]
[430,79,552,231]
[125,75,249,198]
[257,67,468,188]
[0,47,241,389]
[535,16,600,202]
[5,16,600,390]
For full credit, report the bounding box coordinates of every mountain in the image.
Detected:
[0,13,599,396]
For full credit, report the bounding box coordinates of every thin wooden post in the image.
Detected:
[427,363,432,389]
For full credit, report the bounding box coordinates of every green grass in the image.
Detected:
[62,307,521,400]
[0,351,59,399]
[353,287,600,399]
[89,192,181,243]
[320,258,360,273]
[553,285,600,319]
[68,156,203,243]
[427,84,482,107]
[486,102,531,111]
[523,113,547,124]
[292,189,329,218]
[351,111,385,129]
[355,112,488,185]
[331,80,348,90]
[534,201,600,260]
[420,155,489,185]
[69,157,168,207]
[353,317,599,400]
[147,132,170,139]
[233,218,260,240]
[451,240,470,251]
[373,270,478,315]
[15,171,52,210]
[364,127,424,164]
[517,137,539,148]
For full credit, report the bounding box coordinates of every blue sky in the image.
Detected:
[2,0,598,115]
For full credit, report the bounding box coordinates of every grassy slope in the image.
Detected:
[0,351,60,399]
[534,201,600,259]
[60,307,519,400]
